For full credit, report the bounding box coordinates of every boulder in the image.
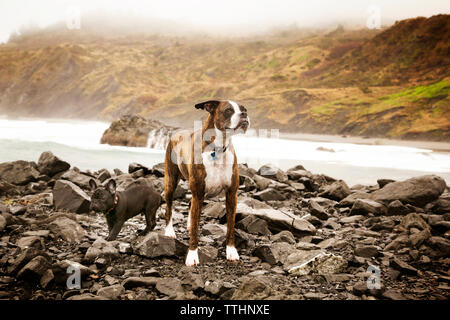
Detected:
[84,238,120,263]
[48,217,86,242]
[253,188,285,202]
[257,164,288,183]
[122,277,159,289]
[309,200,329,220]
[236,215,271,236]
[387,200,411,216]
[37,151,70,176]
[7,247,42,275]
[156,277,183,298]
[252,242,295,265]
[134,232,185,258]
[97,284,125,300]
[17,256,50,282]
[0,160,40,185]
[339,192,372,207]
[371,175,446,207]
[60,169,94,190]
[128,163,152,175]
[286,250,347,275]
[350,199,387,216]
[231,276,272,300]
[52,180,91,213]
[319,180,351,201]
[97,169,111,183]
[203,202,226,220]
[354,245,379,258]
[271,230,296,244]
[236,198,316,237]
[0,179,18,196]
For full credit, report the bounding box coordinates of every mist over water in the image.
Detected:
[0,118,449,186]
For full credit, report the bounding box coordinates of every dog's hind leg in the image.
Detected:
[164,142,180,238]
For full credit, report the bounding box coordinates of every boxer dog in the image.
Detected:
[164,100,249,266]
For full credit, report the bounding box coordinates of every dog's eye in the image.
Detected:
[224,108,233,116]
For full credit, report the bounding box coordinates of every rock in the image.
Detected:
[60,169,94,190]
[134,232,184,258]
[49,217,86,242]
[320,180,351,201]
[9,205,27,215]
[0,215,6,232]
[426,198,450,215]
[371,175,446,207]
[203,202,226,220]
[350,199,387,216]
[236,215,271,236]
[6,247,41,275]
[40,269,54,288]
[128,163,152,175]
[377,179,395,188]
[202,223,226,237]
[205,280,235,297]
[100,115,176,148]
[97,169,111,183]
[231,276,271,300]
[180,272,204,291]
[156,278,183,298]
[409,229,431,247]
[309,200,329,220]
[304,292,327,300]
[287,250,347,275]
[253,188,286,202]
[252,242,295,266]
[271,230,296,244]
[240,175,257,191]
[67,294,108,301]
[152,163,165,177]
[16,236,44,249]
[387,200,410,216]
[0,179,18,196]
[198,245,219,264]
[354,245,379,258]
[97,284,125,300]
[382,289,406,300]
[0,160,40,185]
[37,151,70,176]
[400,213,430,231]
[122,277,159,289]
[52,260,93,284]
[236,198,316,237]
[17,256,50,282]
[84,239,120,263]
[427,236,450,256]
[257,164,288,183]
[53,180,91,213]
[340,215,365,224]
[390,257,418,275]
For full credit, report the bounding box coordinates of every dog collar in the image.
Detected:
[210,145,227,160]
[106,193,119,215]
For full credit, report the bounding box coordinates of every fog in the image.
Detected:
[1,0,449,42]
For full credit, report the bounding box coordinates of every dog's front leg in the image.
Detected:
[225,186,239,261]
[185,193,203,266]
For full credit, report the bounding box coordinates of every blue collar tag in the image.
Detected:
[211,151,218,160]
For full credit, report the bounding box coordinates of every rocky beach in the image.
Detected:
[0,151,449,300]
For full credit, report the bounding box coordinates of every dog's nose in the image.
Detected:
[240,111,247,118]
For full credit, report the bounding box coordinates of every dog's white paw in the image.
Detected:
[164,220,176,239]
[226,246,240,261]
[185,249,199,266]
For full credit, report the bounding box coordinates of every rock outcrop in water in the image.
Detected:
[100,115,177,149]
[0,152,449,300]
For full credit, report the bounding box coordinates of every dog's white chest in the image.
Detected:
[202,150,234,197]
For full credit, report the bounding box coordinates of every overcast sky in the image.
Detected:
[1,0,449,42]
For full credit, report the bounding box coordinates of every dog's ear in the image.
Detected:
[195,100,220,114]
[106,179,116,194]
[89,179,97,191]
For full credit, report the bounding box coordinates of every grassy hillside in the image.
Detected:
[0,15,449,140]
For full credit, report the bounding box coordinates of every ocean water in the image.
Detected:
[0,117,449,186]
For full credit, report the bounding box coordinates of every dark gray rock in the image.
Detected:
[134,232,185,258]
[53,180,91,213]
[377,179,395,188]
[97,284,125,300]
[128,163,152,175]
[0,160,40,185]
[84,239,120,263]
[354,245,379,258]
[60,169,94,190]
[231,276,272,300]
[387,200,410,216]
[390,257,418,275]
[122,277,159,289]
[371,175,446,207]
[203,202,226,220]
[339,192,372,207]
[97,169,111,183]
[252,242,295,266]
[156,277,183,297]
[37,151,70,176]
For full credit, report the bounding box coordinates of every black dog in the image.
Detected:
[89,179,162,241]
